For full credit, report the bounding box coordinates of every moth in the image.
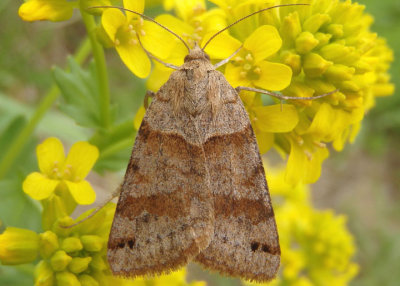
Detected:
[103,3,325,282]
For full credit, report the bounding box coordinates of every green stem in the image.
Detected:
[80,9,111,129]
[0,39,91,179]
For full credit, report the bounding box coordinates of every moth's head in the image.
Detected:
[184,42,210,63]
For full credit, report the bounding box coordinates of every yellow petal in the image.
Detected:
[146,62,174,92]
[304,147,329,184]
[64,181,96,205]
[18,0,75,22]
[202,32,242,59]
[134,106,146,130]
[123,0,144,21]
[116,42,151,78]
[102,8,127,42]
[285,138,306,186]
[155,14,194,39]
[255,132,274,154]
[141,20,176,59]
[244,25,282,62]
[253,104,299,133]
[224,63,252,88]
[253,61,292,91]
[65,142,99,181]
[37,137,65,175]
[23,172,59,201]
[155,14,193,51]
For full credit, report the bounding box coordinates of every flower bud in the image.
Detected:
[41,195,68,231]
[34,261,54,286]
[79,274,99,286]
[0,227,39,265]
[303,13,331,33]
[68,257,92,274]
[280,12,301,44]
[50,250,72,271]
[39,231,59,258]
[339,81,360,93]
[325,64,355,81]
[81,235,104,252]
[327,24,344,38]
[281,51,302,76]
[303,53,332,78]
[319,43,352,62]
[295,32,319,54]
[56,271,80,286]
[89,254,107,271]
[314,33,332,49]
[61,237,83,253]
[52,217,74,237]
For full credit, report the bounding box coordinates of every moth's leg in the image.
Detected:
[144,90,155,110]
[235,86,338,100]
[61,185,123,229]
[214,45,243,69]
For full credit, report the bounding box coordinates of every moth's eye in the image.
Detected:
[184,55,191,62]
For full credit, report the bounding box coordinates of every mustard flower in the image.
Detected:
[206,0,394,185]
[146,0,234,91]
[101,0,176,78]
[18,0,111,22]
[223,25,292,91]
[23,137,99,205]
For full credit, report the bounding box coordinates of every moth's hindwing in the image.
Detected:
[107,90,214,276]
[195,71,280,282]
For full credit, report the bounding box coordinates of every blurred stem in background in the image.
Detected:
[0,10,112,179]
[80,8,111,129]
[0,38,91,179]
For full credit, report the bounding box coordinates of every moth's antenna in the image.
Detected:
[89,6,190,52]
[137,34,179,70]
[202,3,309,50]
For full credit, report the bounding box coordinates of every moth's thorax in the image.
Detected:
[181,45,214,72]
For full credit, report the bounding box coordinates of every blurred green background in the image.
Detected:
[0,0,399,285]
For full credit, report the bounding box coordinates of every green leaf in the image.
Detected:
[0,264,34,286]
[53,57,110,128]
[90,120,136,173]
[0,178,41,231]
[0,115,37,178]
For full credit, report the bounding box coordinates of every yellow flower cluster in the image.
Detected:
[149,0,394,186]
[244,165,358,286]
[18,0,394,186]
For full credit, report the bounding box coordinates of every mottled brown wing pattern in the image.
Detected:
[107,92,214,277]
[195,72,280,282]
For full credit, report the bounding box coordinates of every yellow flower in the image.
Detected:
[241,91,299,154]
[19,0,77,22]
[23,137,99,205]
[146,2,232,90]
[18,0,111,22]
[101,0,176,78]
[205,0,394,185]
[0,227,39,265]
[223,25,292,91]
